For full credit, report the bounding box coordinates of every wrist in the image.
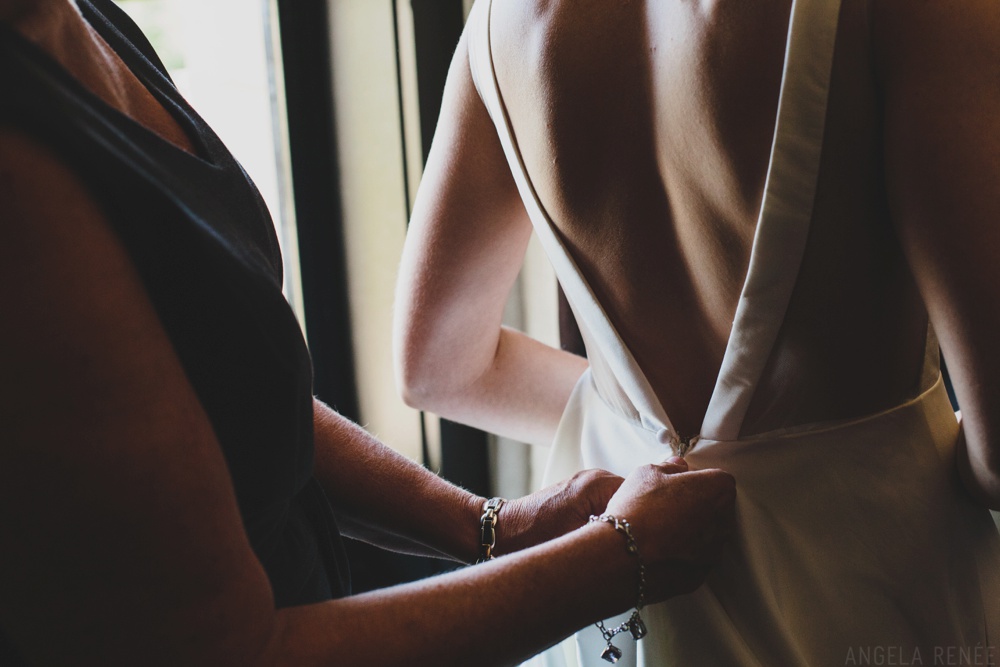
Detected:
[463,493,488,563]
[492,496,531,556]
[585,515,649,662]
[577,520,637,616]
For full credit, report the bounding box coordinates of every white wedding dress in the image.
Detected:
[466,0,1000,664]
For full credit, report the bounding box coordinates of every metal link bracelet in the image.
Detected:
[589,514,648,664]
[476,497,506,563]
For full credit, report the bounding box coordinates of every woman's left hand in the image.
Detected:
[496,469,625,555]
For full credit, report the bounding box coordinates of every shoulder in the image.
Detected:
[0,0,28,22]
[0,123,104,244]
[0,123,137,344]
[0,121,181,445]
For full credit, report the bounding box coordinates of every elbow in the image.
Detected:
[393,316,439,412]
[395,348,484,417]
[392,316,495,416]
[972,455,1000,511]
[396,368,433,411]
[393,325,434,411]
[955,424,1000,510]
[962,473,1000,512]
[394,351,453,414]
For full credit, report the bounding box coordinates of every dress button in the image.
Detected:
[656,428,681,453]
[656,428,699,457]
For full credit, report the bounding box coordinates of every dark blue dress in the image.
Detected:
[0,0,350,661]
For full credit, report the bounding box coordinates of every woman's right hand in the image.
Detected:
[602,458,737,602]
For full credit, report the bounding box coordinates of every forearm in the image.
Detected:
[263,521,633,667]
[255,459,740,667]
[400,326,588,447]
[392,27,589,448]
[312,399,484,562]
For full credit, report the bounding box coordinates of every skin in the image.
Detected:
[395,0,1000,506]
[0,0,738,663]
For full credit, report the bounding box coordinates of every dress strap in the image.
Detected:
[701,0,842,441]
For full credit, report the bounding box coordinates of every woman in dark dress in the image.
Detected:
[0,0,736,664]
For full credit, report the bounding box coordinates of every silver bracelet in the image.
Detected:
[589,514,647,664]
[476,497,506,563]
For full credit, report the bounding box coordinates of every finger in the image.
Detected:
[656,458,688,475]
[685,468,736,491]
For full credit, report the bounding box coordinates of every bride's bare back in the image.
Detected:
[490,0,926,438]
[397,0,1000,502]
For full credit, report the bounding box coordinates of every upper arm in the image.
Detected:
[0,128,275,665]
[876,3,1000,479]
[393,27,534,403]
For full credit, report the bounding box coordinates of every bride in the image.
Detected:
[395,0,1000,664]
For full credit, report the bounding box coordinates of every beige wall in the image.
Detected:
[327,0,560,495]
[326,0,424,460]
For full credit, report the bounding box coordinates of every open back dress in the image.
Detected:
[467,0,1000,664]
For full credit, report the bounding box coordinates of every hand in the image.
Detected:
[603,458,736,601]
[497,469,624,555]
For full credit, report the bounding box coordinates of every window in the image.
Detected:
[326,1,558,496]
[113,0,304,324]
